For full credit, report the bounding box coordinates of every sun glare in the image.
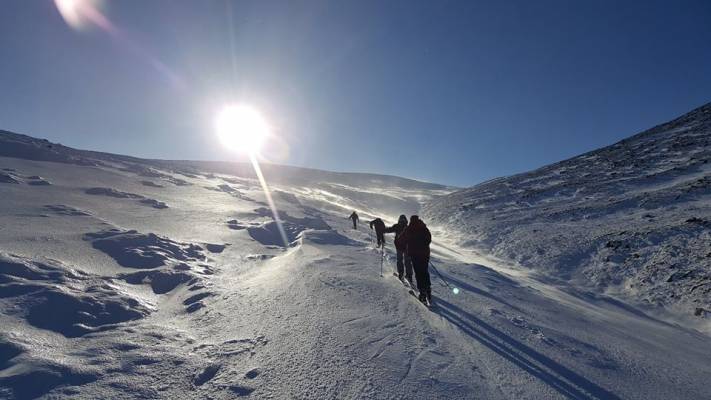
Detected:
[54,0,102,30]
[216,105,270,155]
[215,104,287,246]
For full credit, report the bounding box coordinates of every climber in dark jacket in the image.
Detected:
[395,215,432,303]
[348,211,359,229]
[369,218,386,248]
[384,215,413,285]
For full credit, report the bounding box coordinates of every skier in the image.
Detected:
[348,211,359,229]
[395,215,432,304]
[369,218,386,248]
[384,215,413,285]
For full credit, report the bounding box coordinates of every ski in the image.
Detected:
[392,270,432,308]
[392,272,415,288]
[408,289,433,308]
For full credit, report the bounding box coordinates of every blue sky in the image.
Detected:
[1,0,710,187]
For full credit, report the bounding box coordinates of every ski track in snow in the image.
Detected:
[0,126,710,399]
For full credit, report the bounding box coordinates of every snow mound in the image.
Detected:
[247,222,300,246]
[296,229,360,246]
[226,219,247,230]
[83,229,215,298]
[0,335,96,400]
[26,176,51,186]
[138,198,168,209]
[0,253,150,338]
[43,204,92,216]
[117,163,191,186]
[120,268,197,295]
[208,184,238,193]
[0,172,20,184]
[85,187,143,199]
[0,171,51,185]
[85,187,168,209]
[84,229,206,269]
[205,183,257,202]
[247,207,332,247]
[140,180,164,188]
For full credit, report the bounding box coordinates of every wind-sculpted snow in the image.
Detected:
[120,269,197,294]
[85,187,169,209]
[83,229,218,302]
[296,229,360,246]
[118,163,191,186]
[425,102,711,316]
[0,253,150,338]
[0,335,96,400]
[43,204,92,216]
[226,219,248,230]
[204,183,257,202]
[84,229,205,269]
[0,171,51,185]
[247,221,306,246]
[25,176,51,185]
[140,180,164,188]
[0,172,20,184]
[86,187,144,199]
[138,198,169,209]
[247,207,332,247]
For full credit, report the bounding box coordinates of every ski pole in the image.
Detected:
[429,261,459,294]
[380,247,384,277]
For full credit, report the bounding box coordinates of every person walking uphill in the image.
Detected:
[369,218,386,248]
[395,215,432,304]
[385,215,413,285]
[348,211,359,229]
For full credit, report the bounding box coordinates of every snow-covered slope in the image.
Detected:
[1,128,710,399]
[424,103,711,318]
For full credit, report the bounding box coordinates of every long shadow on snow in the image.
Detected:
[434,270,524,313]
[558,287,685,331]
[435,299,621,400]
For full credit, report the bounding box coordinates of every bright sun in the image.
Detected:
[215,105,270,155]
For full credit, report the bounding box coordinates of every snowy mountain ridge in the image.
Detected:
[1,118,710,399]
[0,129,453,190]
[424,102,711,317]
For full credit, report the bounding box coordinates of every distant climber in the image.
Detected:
[395,215,432,305]
[348,211,359,229]
[369,217,386,248]
[384,215,413,285]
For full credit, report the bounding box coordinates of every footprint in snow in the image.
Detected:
[229,385,255,396]
[244,368,260,379]
[193,364,221,386]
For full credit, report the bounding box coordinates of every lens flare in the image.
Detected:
[54,0,104,30]
[216,105,270,155]
[54,0,181,86]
